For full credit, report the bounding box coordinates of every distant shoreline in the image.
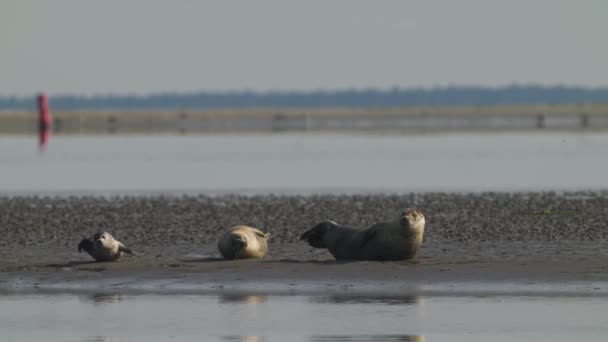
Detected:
[3,85,608,111]
[2,103,608,135]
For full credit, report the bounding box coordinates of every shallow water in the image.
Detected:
[1,132,608,194]
[0,292,606,341]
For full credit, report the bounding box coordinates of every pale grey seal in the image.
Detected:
[78,231,134,262]
[218,225,271,260]
[300,208,425,261]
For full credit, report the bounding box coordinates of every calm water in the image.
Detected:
[2,133,607,341]
[1,132,608,194]
[0,292,606,342]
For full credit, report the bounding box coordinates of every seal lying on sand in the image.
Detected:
[300,208,425,261]
[78,231,134,262]
[218,225,271,260]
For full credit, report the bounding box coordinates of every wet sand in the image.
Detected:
[1,192,607,294]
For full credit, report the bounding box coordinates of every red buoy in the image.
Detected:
[37,92,52,149]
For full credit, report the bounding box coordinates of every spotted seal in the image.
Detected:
[218,225,271,260]
[78,231,134,262]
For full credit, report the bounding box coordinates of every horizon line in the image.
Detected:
[2,83,608,98]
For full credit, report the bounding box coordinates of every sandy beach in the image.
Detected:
[1,192,608,295]
[3,103,608,135]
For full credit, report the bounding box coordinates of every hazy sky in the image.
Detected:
[1,0,606,95]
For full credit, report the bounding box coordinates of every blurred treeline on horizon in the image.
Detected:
[1,85,607,111]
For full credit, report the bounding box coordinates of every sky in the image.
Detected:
[1,0,607,96]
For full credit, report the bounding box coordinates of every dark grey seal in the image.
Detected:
[300,208,425,261]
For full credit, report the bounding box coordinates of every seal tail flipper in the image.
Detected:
[253,229,271,241]
[118,245,134,256]
[300,221,335,248]
[78,238,94,254]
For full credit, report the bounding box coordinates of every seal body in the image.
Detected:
[218,225,271,260]
[300,208,425,261]
[78,231,134,262]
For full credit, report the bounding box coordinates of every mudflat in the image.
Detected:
[1,192,607,295]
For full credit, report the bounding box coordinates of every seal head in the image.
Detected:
[218,225,271,260]
[78,231,134,262]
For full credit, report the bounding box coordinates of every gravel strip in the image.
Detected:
[1,192,607,250]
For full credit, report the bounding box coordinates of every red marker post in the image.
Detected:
[37,92,52,149]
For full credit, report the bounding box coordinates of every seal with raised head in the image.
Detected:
[218,225,271,260]
[78,231,134,262]
[300,208,425,261]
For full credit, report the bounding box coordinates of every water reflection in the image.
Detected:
[310,335,424,342]
[2,292,607,342]
[310,295,420,305]
[221,336,263,342]
[220,294,267,304]
[83,337,121,342]
[79,293,126,304]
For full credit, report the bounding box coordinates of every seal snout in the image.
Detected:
[401,208,425,225]
[231,235,247,251]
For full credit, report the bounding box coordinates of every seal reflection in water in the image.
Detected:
[300,208,425,261]
[78,231,134,262]
[218,226,271,260]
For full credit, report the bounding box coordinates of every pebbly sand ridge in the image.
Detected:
[1,192,608,248]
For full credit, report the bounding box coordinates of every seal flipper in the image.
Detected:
[253,229,271,240]
[300,221,337,248]
[78,238,94,254]
[118,245,134,256]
